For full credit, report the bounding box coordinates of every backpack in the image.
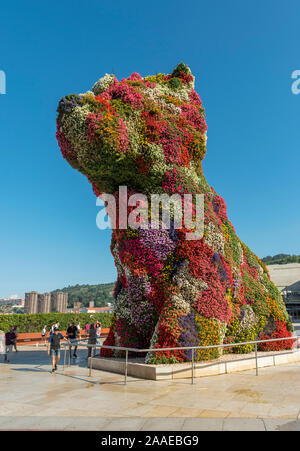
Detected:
[50,334,61,350]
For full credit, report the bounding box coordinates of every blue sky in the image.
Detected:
[0,0,299,298]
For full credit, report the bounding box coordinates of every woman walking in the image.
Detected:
[41,325,47,345]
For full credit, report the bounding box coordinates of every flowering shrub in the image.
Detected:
[57,63,293,363]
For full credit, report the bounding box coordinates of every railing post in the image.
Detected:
[255,342,258,376]
[63,345,66,371]
[89,346,93,377]
[191,348,194,384]
[125,349,128,385]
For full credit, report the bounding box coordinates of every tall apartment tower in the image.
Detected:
[63,292,68,311]
[51,292,68,313]
[24,292,38,314]
[37,293,51,313]
[25,291,68,313]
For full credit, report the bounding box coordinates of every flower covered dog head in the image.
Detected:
[56,63,293,363]
[56,63,208,197]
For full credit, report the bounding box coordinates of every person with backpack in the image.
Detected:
[4,327,16,362]
[47,327,68,373]
[66,322,79,358]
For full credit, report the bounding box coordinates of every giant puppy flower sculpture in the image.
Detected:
[56,63,293,363]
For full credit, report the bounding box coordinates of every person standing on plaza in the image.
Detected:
[50,322,59,334]
[95,322,101,353]
[87,323,96,358]
[4,327,16,362]
[67,322,78,358]
[12,326,18,352]
[41,325,47,345]
[84,322,90,338]
[76,322,81,340]
[47,327,68,373]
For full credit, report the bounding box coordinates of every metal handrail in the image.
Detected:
[61,334,299,384]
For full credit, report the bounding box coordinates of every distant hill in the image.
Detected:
[52,282,115,308]
[262,254,300,265]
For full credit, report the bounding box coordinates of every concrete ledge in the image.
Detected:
[89,349,300,380]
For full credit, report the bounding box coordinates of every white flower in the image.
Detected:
[114,288,132,325]
[92,73,115,95]
[172,261,208,311]
[205,222,225,255]
[171,292,191,314]
[240,305,258,331]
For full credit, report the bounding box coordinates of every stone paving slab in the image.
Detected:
[223,418,266,431]
[181,417,224,431]
[0,416,300,431]
[1,347,300,431]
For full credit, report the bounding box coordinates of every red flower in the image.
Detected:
[259,321,293,351]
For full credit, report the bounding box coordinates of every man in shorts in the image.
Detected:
[47,327,67,373]
[67,322,79,358]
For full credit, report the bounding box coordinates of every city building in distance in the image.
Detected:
[268,263,300,320]
[67,301,113,314]
[0,297,24,307]
[82,304,113,314]
[24,291,68,314]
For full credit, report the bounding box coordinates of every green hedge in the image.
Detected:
[0,312,113,333]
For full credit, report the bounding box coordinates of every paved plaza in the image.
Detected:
[0,345,300,431]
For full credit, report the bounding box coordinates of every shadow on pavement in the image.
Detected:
[277,420,300,431]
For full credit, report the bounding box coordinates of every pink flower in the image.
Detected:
[118,118,129,153]
[180,104,207,133]
[56,124,77,162]
[109,80,143,109]
[127,72,143,81]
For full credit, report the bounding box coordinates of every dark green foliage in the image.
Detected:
[111,99,135,119]
[172,63,191,76]
[262,254,300,265]
[168,77,183,90]
[0,312,112,333]
[52,283,115,308]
